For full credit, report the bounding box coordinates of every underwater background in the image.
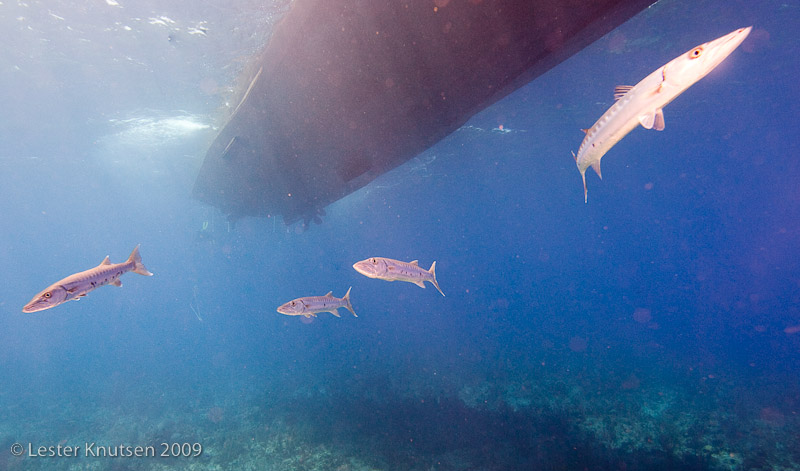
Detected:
[1,0,799,470]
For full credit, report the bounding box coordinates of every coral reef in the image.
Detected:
[3,355,798,470]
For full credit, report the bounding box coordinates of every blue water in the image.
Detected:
[1,0,798,469]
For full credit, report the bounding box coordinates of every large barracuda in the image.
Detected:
[353,257,444,297]
[574,27,752,202]
[193,0,655,226]
[277,287,356,318]
[23,245,153,313]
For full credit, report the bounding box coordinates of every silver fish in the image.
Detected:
[353,257,444,297]
[277,287,356,318]
[574,27,752,202]
[22,245,153,313]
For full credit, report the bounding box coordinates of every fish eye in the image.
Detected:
[291,301,296,306]
[44,292,51,298]
[688,47,703,59]
[371,258,377,264]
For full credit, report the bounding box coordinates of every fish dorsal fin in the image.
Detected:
[580,129,588,134]
[410,260,419,266]
[100,256,111,265]
[614,85,634,101]
[639,108,665,130]
[325,291,333,297]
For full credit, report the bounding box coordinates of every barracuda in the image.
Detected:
[22,245,153,313]
[353,257,444,297]
[574,27,752,202]
[277,287,356,318]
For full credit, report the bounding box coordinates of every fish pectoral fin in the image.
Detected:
[638,109,665,130]
[112,279,122,287]
[638,112,655,129]
[414,280,426,289]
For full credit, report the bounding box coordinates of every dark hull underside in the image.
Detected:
[193,0,653,225]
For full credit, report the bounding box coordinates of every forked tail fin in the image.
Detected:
[128,245,154,276]
[428,261,445,297]
[343,286,357,317]
[582,171,588,203]
[573,151,588,204]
